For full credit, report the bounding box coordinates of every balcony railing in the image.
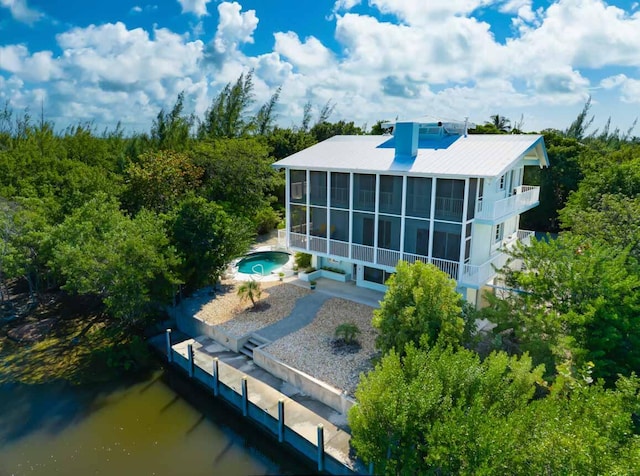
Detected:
[284,228,535,288]
[460,229,534,288]
[377,248,401,267]
[290,232,307,250]
[309,236,328,253]
[330,239,349,258]
[475,185,540,223]
[352,243,375,263]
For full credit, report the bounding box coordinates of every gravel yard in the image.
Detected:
[196,280,310,336]
[265,297,379,397]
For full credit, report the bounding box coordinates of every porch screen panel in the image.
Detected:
[289,204,307,233]
[406,177,432,218]
[353,212,374,246]
[330,172,350,208]
[379,175,402,215]
[310,207,327,237]
[310,171,327,206]
[354,174,376,212]
[330,209,349,241]
[404,218,430,256]
[435,179,464,222]
[290,170,306,204]
[432,221,462,262]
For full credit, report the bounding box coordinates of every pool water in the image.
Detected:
[237,251,290,276]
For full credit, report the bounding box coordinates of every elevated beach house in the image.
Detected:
[273,119,549,306]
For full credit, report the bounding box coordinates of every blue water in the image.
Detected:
[237,251,290,276]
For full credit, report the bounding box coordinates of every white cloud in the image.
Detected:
[0,0,42,25]
[130,6,143,14]
[333,0,362,12]
[600,74,640,104]
[208,2,258,65]
[274,32,335,71]
[177,0,212,17]
[4,0,640,134]
[0,45,60,81]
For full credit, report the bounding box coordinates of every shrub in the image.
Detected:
[254,206,281,235]
[304,266,316,273]
[335,323,361,345]
[295,252,312,270]
[322,266,346,274]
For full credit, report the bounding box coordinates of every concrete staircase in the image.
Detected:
[239,334,270,359]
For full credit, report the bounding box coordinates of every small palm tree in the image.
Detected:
[237,279,262,307]
[486,114,511,133]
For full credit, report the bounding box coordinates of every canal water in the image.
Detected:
[0,368,314,475]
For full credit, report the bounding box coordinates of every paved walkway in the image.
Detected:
[255,290,331,341]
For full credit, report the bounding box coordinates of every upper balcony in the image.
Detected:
[475,185,540,224]
[459,230,534,288]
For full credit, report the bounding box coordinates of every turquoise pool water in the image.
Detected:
[237,251,290,276]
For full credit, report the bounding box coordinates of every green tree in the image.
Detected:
[191,138,281,224]
[122,150,203,214]
[48,194,178,322]
[199,71,255,139]
[349,343,640,475]
[486,113,511,133]
[372,260,468,354]
[520,129,584,232]
[151,91,194,151]
[170,195,253,290]
[485,234,640,382]
[236,279,261,307]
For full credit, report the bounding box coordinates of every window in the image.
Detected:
[494,223,504,243]
[498,175,505,191]
[364,266,394,285]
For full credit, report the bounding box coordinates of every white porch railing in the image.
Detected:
[289,232,307,250]
[460,229,534,287]
[352,243,374,263]
[329,239,349,258]
[431,257,460,280]
[402,252,429,265]
[309,236,328,253]
[377,248,401,267]
[475,185,540,222]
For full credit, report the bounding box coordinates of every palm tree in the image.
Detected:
[237,279,262,308]
[486,114,511,133]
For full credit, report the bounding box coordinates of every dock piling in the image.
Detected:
[277,399,285,443]
[241,376,248,417]
[212,358,219,396]
[317,424,324,472]
[165,329,172,363]
[187,343,194,377]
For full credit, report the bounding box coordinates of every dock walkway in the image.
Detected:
[160,334,365,475]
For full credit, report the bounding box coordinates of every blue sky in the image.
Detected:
[1,0,640,134]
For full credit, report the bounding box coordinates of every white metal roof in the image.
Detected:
[272,134,548,178]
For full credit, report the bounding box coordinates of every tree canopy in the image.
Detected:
[372,260,469,353]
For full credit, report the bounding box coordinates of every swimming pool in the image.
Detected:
[236,251,291,276]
